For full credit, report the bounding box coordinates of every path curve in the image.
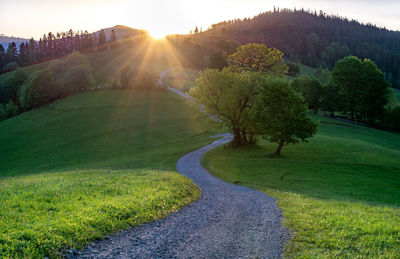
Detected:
[74,70,289,258]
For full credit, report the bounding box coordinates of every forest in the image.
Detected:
[0,28,147,74]
[190,8,400,88]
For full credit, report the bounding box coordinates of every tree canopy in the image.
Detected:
[190,68,262,147]
[227,43,288,76]
[332,56,389,123]
[254,77,318,157]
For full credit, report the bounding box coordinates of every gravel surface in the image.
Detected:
[73,133,290,259]
[72,70,290,258]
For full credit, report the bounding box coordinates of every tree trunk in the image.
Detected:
[231,128,242,148]
[272,142,284,158]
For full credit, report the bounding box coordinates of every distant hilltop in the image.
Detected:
[0,25,147,49]
[95,25,147,41]
[0,35,30,49]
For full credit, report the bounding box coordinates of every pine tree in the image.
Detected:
[0,44,5,70]
[6,42,18,63]
[110,29,117,42]
[18,42,26,65]
[98,29,106,45]
[28,38,36,63]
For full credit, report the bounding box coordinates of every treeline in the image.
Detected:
[0,52,95,121]
[193,8,400,88]
[0,28,139,74]
[292,57,400,131]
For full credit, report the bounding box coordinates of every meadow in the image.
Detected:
[203,114,400,258]
[0,89,218,257]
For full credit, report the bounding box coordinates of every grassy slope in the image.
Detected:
[0,90,218,177]
[0,89,218,257]
[0,169,199,257]
[203,115,400,258]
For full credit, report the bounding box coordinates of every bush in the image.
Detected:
[208,51,227,70]
[5,100,18,118]
[287,62,300,77]
[19,70,60,110]
[0,68,28,104]
[49,52,90,77]
[387,107,400,131]
[120,65,157,89]
[61,64,95,95]
[2,61,19,72]
[49,52,94,96]
[49,52,95,92]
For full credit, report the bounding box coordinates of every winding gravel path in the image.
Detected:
[73,70,289,258]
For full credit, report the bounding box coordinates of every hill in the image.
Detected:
[0,35,30,49]
[0,89,217,177]
[193,9,400,88]
[0,88,218,256]
[94,25,147,41]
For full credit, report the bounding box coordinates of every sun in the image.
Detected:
[148,30,167,40]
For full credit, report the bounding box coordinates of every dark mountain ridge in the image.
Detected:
[194,8,400,87]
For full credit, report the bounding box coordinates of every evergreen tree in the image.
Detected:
[27,38,37,63]
[0,44,5,70]
[98,29,106,45]
[110,29,117,42]
[6,42,18,63]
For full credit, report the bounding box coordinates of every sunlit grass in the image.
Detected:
[0,88,220,257]
[203,114,400,258]
[0,169,200,258]
[0,90,219,177]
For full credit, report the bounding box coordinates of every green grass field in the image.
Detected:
[0,89,218,257]
[203,115,400,258]
[0,169,199,258]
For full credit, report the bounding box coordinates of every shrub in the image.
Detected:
[287,62,300,77]
[5,100,18,118]
[2,61,19,72]
[0,68,28,104]
[120,65,157,89]
[48,52,95,96]
[19,70,60,110]
[388,107,400,131]
[61,64,95,95]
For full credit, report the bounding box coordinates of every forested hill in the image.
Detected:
[194,9,400,88]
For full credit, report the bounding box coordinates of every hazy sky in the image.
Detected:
[1,0,399,39]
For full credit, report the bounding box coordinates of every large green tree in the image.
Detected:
[254,77,318,157]
[190,68,263,147]
[291,75,324,114]
[227,43,288,76]
[332,56,389,122]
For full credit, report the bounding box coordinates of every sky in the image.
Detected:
[1,0,399,39]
